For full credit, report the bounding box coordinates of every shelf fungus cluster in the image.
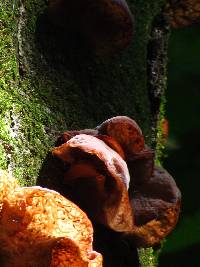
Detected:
[0,170,102,267]
[52,116,181,247]
[0,116,181,266]
[47,0,134,55]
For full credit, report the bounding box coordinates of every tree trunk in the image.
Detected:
[0,0,169,266]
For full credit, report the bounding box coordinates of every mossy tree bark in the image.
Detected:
[0,0,169,266]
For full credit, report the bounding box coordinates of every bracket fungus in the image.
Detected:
[53,116,181,248]
[96,116,145,157]
[0,171,102,267]
[48,0,134,55]
[0,170,19,210]
[127,166,181,247]
[126,145,155,195]
[52,134,134,232]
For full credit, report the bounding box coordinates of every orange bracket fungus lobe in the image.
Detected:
[0,170,19,212]
[53,116,181,248]
[0,171,102,267]
[47,0,134,55]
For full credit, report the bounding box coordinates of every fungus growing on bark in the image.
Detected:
[52,116,181,248]
[96,116,145,157]
[52,134,134,232]
[0,171,102,267]
[56,131,125,160]
[127,166,181,247]
[96,116,155,191]
[165,0,200,28]
[127,145,155,195]
[55,129,98,147]
[0,170,19,209]
[96,135,125,160]
[48,0,134,55]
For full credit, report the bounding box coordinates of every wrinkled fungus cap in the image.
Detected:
[0,169,19,212]
[96,135,125,160]
[52,134,134,232]
[52,116,181,248]
[55,129,98,147]
[56,131,125,159]
[128,166,181,247]
[96,116,145,157]
[0,171,102,267]
[127,146,155,193]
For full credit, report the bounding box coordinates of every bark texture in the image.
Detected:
[0,0,169,266]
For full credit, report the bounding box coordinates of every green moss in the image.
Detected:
[0,0,167,175]
[0,144,8,170]
[0,1,53,183]
[138,248,158,267]
[155,95,167,165]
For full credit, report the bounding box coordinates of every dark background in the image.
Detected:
[160,25,200,267]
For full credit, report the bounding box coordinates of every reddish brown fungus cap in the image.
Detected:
[127,146,155,193]
[96,134,125,159]
[56,130,125,159]
[0,171,102,267]
[127,166,181,247]
[52,117,181,248]
[55,129,98,147]
[48,0,134,55]
[96,116,145,157]
[52,134,134,232]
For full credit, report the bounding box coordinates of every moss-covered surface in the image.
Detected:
[0,0,168,266]
[138,247,160,267]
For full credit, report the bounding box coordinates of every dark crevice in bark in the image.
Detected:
[17,0,28,77]
[147,13,170,149]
